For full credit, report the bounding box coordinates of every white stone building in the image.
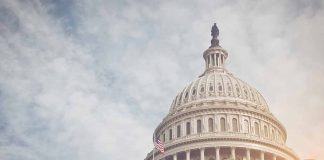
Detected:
[144,23,299,160]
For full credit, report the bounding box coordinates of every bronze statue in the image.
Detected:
[211,23,219,39]
[210,23,220,47]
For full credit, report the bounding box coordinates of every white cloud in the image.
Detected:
[0,0,323,159]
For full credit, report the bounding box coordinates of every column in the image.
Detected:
[182,121,185,137]
[215,147,220,160]
[173,153,177,160]
[202,116,206,133]
[231,147,235,160]
[239,115,242,132]
[200,148,205,160]
[186,150,190,160]
[246,149,251,160]
[260,151,265,160]
[272,154,277,160]
[173,125,176,139]
[205,57,208,69]
[214,114,218,132]
[213,54,216,66]
[192,118,196,134]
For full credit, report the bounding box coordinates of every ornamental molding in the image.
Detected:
[156,106,287,140]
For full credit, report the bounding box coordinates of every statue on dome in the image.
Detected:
[211,23,219,38]
[210,23,220,46]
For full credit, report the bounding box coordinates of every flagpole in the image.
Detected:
[153,133,155,160]
[153,147,155,160]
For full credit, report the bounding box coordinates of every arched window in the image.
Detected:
[177,125,181,138]
[272,129,275,140]
[208,118,214,132]
[185,92,188,99]
[220,118,226,132]
[192,88,196,96]
[197,120,202,133]
[264,125,268,137]
[186,122,191,135]
[227,83,232,91]
[200,86,205,93]
[209,84,214,92]
[254,122,260,135]
[218,83,222,91]
[244,120,249,133]
[235,84,240,97]
[232,118,238,132]
[244,88,248,98]
[163,133,166,142]
[169,129,172,140]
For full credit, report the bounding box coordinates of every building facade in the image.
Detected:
[144,23,299,160]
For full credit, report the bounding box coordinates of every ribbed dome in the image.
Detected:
[169,70,270,114]
[168,40,269,115]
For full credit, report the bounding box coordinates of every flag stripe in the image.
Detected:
[153,138,164,153]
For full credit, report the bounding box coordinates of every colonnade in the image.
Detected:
[206,53,225,69]
[160,147,281,160]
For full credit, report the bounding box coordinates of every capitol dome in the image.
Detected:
[169,67,270,115]
[145,23,299,160]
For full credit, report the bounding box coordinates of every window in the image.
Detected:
[254,122,260,135]
[235,84,240,96]
[232,118,238,132]
[177,125,181,138]
[244,89,248,98]
[218,83,222,91]
[220,118,226,132]
[197,120,202,133]
[272,129,275,140]
[227,83,232,91]
[186,122,191,135]
[264,126,268,137]
[208,118,214,132]
[200,86,205,92]
[163,133,166,142]
[169,129,172,140]
[209,84,214,91]
[244,120,249,133]
[192,89,196,96]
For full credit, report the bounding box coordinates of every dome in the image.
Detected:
[169,69,270,115]
[145,23,299,160]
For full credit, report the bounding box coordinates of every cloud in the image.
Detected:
[0,0,323,160]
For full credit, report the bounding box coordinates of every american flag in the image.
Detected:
[153,134,164,153]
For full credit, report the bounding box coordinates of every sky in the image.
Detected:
[0,0,323,160]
